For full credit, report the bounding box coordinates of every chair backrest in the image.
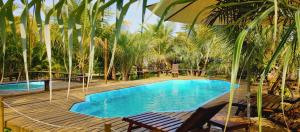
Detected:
[176,101,228,132]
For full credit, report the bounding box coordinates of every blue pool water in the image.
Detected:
[70,80,237,118]
[0,82,44,91]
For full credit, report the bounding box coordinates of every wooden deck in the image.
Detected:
[2,76,248,132]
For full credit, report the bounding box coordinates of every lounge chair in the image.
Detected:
[250,94,300,104]
[171,64,179,77]
[208,116,250,131]
[123,101,249,132]
[269,113,300,132]
[233,94,300,117]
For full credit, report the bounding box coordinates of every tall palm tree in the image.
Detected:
[113,32,149,80]
[145,23,173,76]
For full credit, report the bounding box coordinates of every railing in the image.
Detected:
[3,71,98,85]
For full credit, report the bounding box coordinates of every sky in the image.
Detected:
[9,0,183,34]
[108,0,183,33]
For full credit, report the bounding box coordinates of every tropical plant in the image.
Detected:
[144,23,173,75]
[201,1,300,131]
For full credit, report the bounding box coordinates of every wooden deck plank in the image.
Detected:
[2,77,247,132]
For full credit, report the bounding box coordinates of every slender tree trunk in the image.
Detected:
[190,66,193,76]
[81,69,85,92]
[0,71,2,82]
[122,71,129,81]
[196,59,200,76]
[111,66,116,80]
[201,47,211,76]
[62,34,68,72]
[297,68,300,96]
[246,77,251,122]
[0,60,3,83]
[104,39,108,84]
[157,61,160,77]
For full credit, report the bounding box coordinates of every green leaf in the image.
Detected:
[273,0,278,43]
[35,0,43,43]
[19,4,30,91]
[107,0,137,76]
[5,0,16,38]
[265,23,295,73]
[141,0,147,32]
[224,6,274,132]
[256,23,295,132]
[295,10,300,97]
[66,0,87,98]
[44,0,66,102]
[188,1,265,37]
[0,4,6,82]
[296,10,300,52]
[156,0,194,31]
[280,46,291,129]
[87,0,103,89]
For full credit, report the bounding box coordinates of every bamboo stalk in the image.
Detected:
[104,39,108,84]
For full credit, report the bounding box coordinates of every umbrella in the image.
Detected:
[147,0,221,25]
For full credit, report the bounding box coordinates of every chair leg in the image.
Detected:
[127,123,133,132]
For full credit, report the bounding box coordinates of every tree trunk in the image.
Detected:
[122,72,129,81]
[111,66,116,80]
[297,68,300,95]
[137,65,143,79]
[201,49,210,76]
[196,59,200,76]
[157,62,160,77]
[104,39,108,84]
[246,78,251,122]
[0,70,3,82]
[81,70,85,92]
[122,67,132,81]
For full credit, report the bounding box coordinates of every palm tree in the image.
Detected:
[113,32,149,80]
[185,25,231,76]
[145,23,173,76]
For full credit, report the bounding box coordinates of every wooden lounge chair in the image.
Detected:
[171,64,179,77]
[269,113,300,132]
[123,101,229,132]
[250,94,300,104]
[233,94,300,117]
[208,117,250,131]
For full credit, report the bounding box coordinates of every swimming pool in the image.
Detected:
[0,82,44,91]
[70,80,237,118]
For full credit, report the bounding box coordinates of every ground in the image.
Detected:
[1,76,290,132]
